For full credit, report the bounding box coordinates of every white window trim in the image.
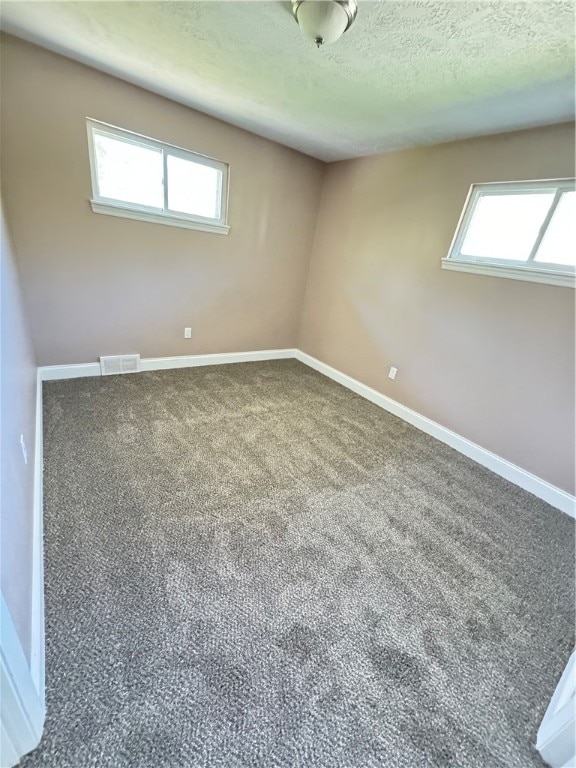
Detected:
[86,118,230,235]
[442,178,575,288]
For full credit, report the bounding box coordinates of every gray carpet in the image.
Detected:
[23,359,574,767]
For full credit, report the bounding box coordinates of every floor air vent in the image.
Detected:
[100,354,141,376]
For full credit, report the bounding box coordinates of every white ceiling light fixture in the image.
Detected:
[292,0,358,48]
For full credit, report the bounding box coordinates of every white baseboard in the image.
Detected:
[39,362,101,381]
[0,595,45,768]
[39,349,296,381]
[140,349,296,371]
[30,372,45,701]
[295,350,576,519]
[37,348,575,518]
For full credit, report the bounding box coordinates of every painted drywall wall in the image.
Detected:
[0,34,324,366]
[0,203,37,662]
[299,123,576,495]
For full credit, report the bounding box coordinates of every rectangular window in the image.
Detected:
[442,179,575,287]
[87,119,229,235]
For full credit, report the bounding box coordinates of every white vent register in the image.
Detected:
[100,354,141,376]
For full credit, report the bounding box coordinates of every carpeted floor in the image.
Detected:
[22,359,574,767]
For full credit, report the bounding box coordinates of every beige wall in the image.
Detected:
[1,203,38,662]
[299,123,576,494]
[0,35,324,366]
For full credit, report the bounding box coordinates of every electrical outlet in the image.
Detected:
[184,327,192,339]
[388,366,398,380]
[20,434,28,464]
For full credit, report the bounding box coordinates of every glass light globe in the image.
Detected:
[295,1,351,46]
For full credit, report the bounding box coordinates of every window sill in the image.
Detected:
[90,200,230,235]
[441,258,575,288]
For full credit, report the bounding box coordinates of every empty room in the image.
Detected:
[1,1,575,766]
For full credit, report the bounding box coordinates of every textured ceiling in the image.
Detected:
[1,1,574,161]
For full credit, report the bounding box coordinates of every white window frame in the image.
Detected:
[442,178,575,288]
[86,118,230,235]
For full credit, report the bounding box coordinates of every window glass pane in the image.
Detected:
[94,132,163,209]
[460,192,554,262]
[534,191,576,267]
[167,155,222,220]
